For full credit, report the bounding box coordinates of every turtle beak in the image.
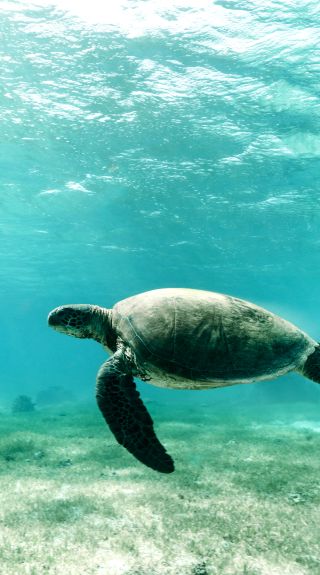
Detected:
[48,307,67,333]
[48,311,57,326]
[48,307,62,327]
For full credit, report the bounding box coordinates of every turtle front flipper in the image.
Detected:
[96,353,174,473]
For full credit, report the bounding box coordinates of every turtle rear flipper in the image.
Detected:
[301,345,320,384]
[96,354,174,473]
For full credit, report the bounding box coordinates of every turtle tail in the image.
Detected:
[301,345,320,384]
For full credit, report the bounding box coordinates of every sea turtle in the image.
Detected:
[48,288,320,473]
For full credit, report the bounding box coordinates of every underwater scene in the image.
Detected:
[1,0,320,573]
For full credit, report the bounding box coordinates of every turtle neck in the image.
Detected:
[90,306,117,352]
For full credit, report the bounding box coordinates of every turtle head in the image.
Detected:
[48,304,97,339]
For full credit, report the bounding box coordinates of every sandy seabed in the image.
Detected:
[0,399,319,575]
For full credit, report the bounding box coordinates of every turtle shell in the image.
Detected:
[111,288,315,384]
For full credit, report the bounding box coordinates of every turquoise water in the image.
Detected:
[2,0,320,402]
[1,1,320,573]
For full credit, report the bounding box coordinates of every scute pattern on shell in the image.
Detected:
[111,289,316,388]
